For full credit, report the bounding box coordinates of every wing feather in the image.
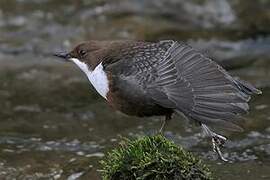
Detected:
[148,42,260,131]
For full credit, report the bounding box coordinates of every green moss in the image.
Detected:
[100,135,212,180]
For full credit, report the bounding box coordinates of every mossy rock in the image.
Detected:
[100,135,212,180]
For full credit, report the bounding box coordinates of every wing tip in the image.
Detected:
[234,78,262,96]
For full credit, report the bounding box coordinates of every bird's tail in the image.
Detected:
[234,78,262,96]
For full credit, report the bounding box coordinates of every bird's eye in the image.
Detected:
[79,50,87,57]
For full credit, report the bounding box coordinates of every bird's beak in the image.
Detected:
[53,52,71,61]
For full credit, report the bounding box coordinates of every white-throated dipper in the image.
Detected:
[54,40,261,161]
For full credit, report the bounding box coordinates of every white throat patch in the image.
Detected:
[70,58,109,99]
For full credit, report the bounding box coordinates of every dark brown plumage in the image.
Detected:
[55,40,261,161]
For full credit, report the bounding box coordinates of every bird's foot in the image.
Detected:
[211,133,228,162]
[201,124,228,162]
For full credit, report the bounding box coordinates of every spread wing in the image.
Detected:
[112,41,261,131]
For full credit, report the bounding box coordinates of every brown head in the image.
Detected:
[54,40,128,71]
[55,41,104,70]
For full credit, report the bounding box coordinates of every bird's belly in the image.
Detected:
[106,80,172,117]
[107,94,171,117]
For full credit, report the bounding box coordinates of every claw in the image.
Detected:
[211,135,228,162]
[202,124,228,162]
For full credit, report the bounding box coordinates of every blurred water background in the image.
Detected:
[0,0,270,179]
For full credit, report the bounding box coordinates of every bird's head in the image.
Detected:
[54,41,118,99]
[54,41,107,72]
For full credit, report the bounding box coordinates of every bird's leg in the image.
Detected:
[201,124,228,161]
[159,119,166,134]
[159,114,171,134]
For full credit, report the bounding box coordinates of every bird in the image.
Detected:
[54,40,261,161]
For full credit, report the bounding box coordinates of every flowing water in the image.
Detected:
[0,0,270,179]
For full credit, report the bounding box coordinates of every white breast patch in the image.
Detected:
[71,58,109,99]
